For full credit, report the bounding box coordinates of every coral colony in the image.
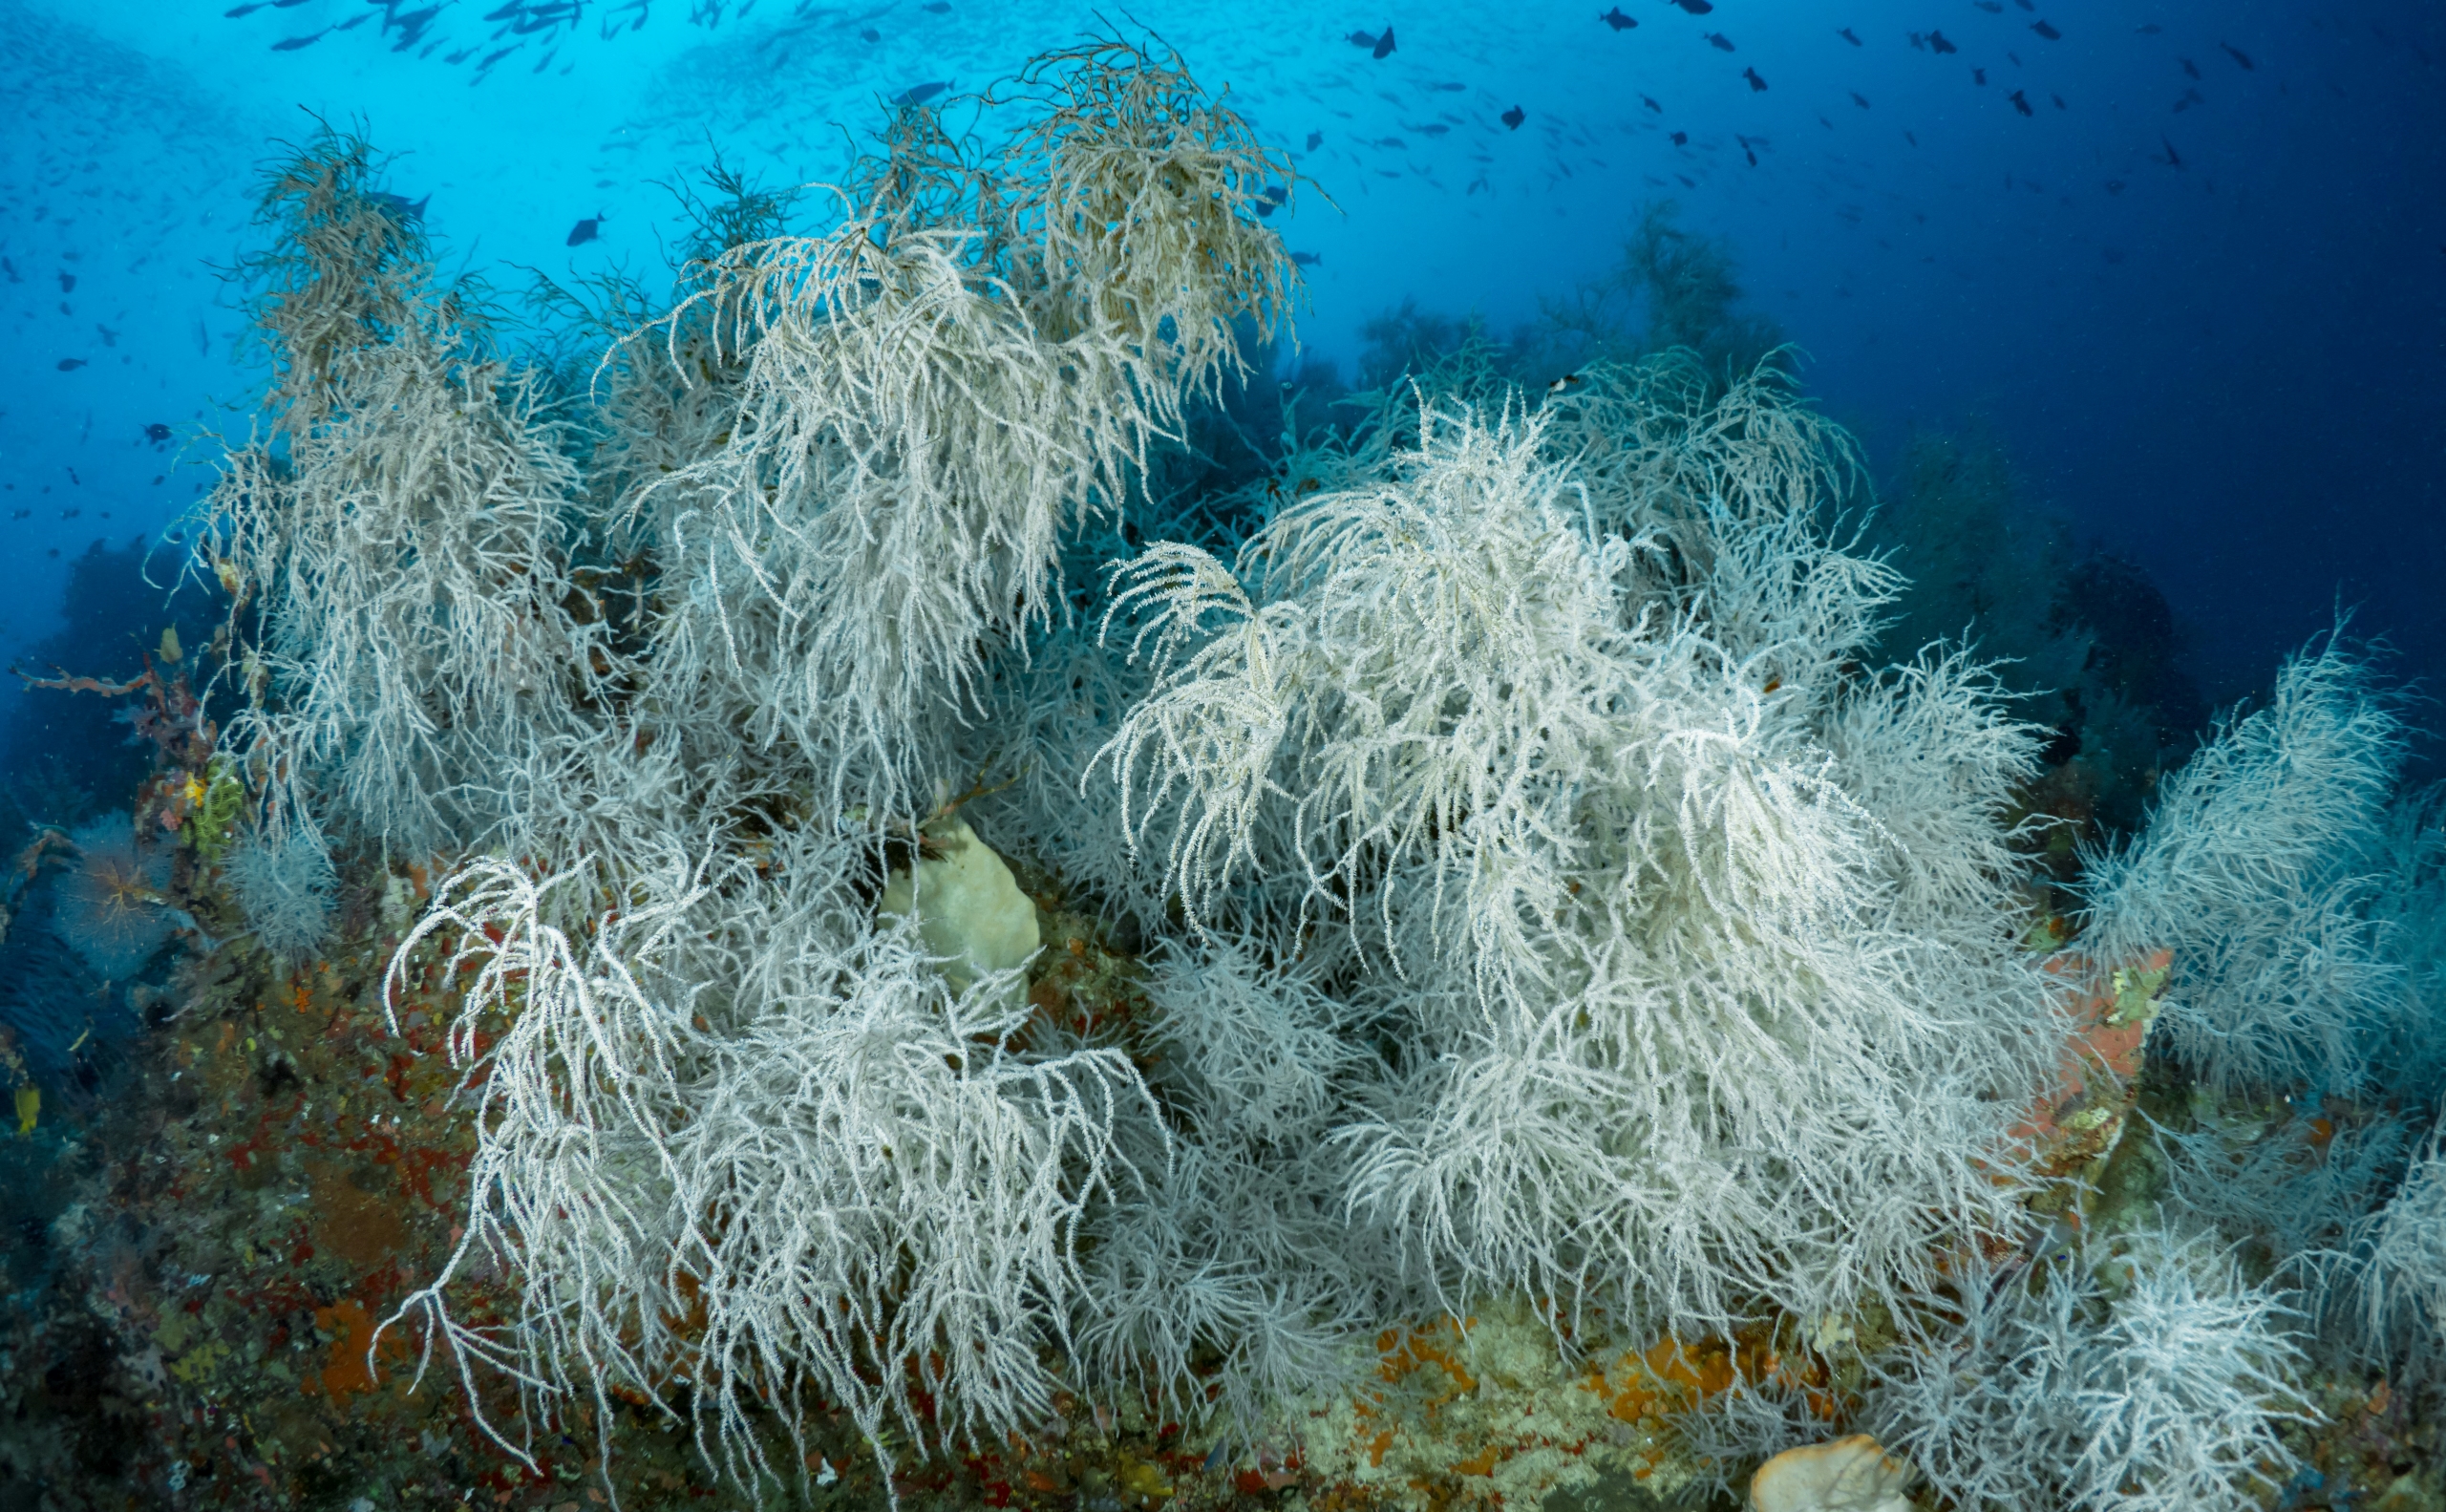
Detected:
[9,36,2444,1512]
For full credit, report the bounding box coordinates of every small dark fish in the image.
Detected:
[1306,131,1325,150]
[1850,90,1870,107]
[1669,0,1712,13]
[1670,130,1689,145]
[2220,41,2253,69]
[270,28,327,50]
[224,1,266,13]
[1501,104,1525,129]
[144,422,172,445]
[2179,56,2200,78]
[1973,0,2001,11]
[54,358,85,371]
[1641,95,1662,111]
[1739,135,1757,164]
[96,324,117,348]
[1262,184,1290,204]
[57,271,74,293]
[1347,30,1377,47]
[1546,373,1583,393]
[566,212,607,246]
[1928,30,1957,53]
[2009,88,2031,115]
[923,1,949,10]
[1289,250,1322,266]
[2031,19,2060,39]
[859,27,879,42]
[2008,50,2021,64]
[484,1,521,16]
[477,45,518,70]
[1743,66,1767,90]
[2105,178,2124,193]
[1838,27,1861,45]
[2051,92,2065,108]
[0,258,15,283]
[1431,81,1468,90]
[1373,26,1395,58]
[1904,129,1919,145]
[1601,7,1637,30]
[1972,66,1987,84]
[1908,31,1925,49]
[1377,136,1407,148]
[2159,135,2181,167]
[893,81,949,106]
[1703,31,1733,51]
[2136,23,2162,34]
[8,511,23,521]
[2015,0,2033,9]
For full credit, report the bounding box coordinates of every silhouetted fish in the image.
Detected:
[368,190,431,221]
[57,271,74,293]
[1904,129,1918,145]
[1850,90,1870,107]
[2136,23,2162,33]
[566,212,607,246]
[2180,56,2200,78]
[1973,0,2001,10]
[1347,30,1376,47]
[1289,251,1322,266]
[1501,105,1525,128]
[2031,19,2060,39]
[1743,66,1767,90]
[271,28,326,50]
[1373,26,1396,58]
[2009,88,2032,115]
[894,81,949,106]
[1972,66,1987,84]
[1927,30,1957,53]
[1600,7,1636,31]
[144,422,172,446]
[1668,0,1712,13]
[1838,27,1862,45]
[55,358,86,371]
[1738,135,1756,164]
[1641,95,1663,111]
[2052,92,2066,108]
[2220,40,2254,69]
[1306,131,1324,150]
[2159,136,2182,167]
[1670,130,1688,145]
[1431,81,1469,90]
[1703,31,1733,51]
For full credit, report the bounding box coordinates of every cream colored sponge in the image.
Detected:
[877,817,1041,1007]
[1748,1435,1916,1512]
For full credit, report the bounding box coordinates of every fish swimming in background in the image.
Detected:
[271,28,327,50]
[1668,0,1712,13]
[1600,7,1637,31]
[1431,80,1468,90]
[1908,32,1925,50]
[369,190,431,221]
[1839,27,1862,45]
[1904,129,1918,144]
[566,212,607,246]
[1373,27,1396,58]
[894,81,949,106]
[2031,19,2061,39]
[1,257,17,283]
[1347,30,1377,47]
[2009,88,2032,115]
[2159,136,2182,167]
[2052,92,2066,108]
[1927,30,1957,53]
[1642,94,1663,111]
[1737,134,1757,164]
[1306,130,1324,149]
[1743,66,1767,90]
[1289,251,1322,266]
[1500,104,1525,128]
[57,271,74,292]
[1704,32,1733,51]
[1850,90,1870,107]
[1972,0,2001,11]
[2136,22,2162,33]
[55,358,86,371]
[2180,56,2201,78]
[1670,130,1688,145]
[144,422,172,446]
[2220,41,2254,69]
[1972,66,1987,84]
[923,1,949,11]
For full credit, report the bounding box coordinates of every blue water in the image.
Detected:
[2,0,2440,708]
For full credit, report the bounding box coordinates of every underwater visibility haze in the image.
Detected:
[0,1,2443,1509]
